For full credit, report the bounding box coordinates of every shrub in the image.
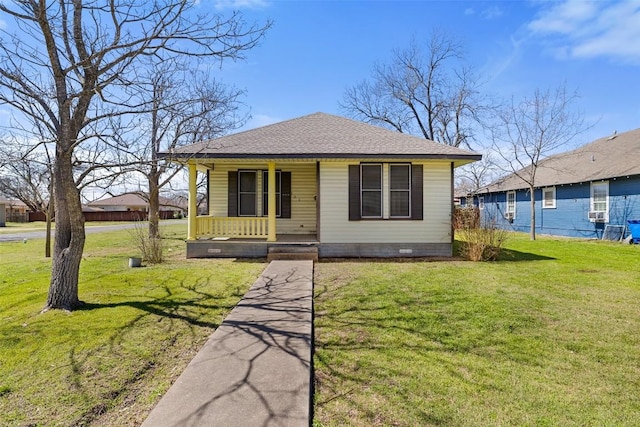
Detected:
[130,222,164,264]
[457,221,508,261]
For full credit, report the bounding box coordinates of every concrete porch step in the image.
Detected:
[267,245,318,262]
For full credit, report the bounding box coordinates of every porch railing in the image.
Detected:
[196,216,268,238]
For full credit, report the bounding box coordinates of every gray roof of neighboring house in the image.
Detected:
[88,193,180,209]
[164,112,481,164]
[480,128,640,193]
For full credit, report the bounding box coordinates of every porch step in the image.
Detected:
[267,245,318,262]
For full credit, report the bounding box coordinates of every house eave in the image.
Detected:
[158,152,482,163]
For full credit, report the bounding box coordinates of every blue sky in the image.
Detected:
[208,0,640,148]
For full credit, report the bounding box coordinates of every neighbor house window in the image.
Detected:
[478,196,485,210]
[506,191,516,215]
[389,164,411,218]
[238,170,257,216]
[591,181,609,213]
[542,187,556,209]
[262,170,281,217]
[361,163,383,218]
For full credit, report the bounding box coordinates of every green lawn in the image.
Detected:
[313,235,640,426]
[3,228,640,426]
[0,224,266,426]
[0,220,141,234]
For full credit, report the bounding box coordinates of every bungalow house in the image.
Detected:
[161,112,481,258]
[478,128,640,239]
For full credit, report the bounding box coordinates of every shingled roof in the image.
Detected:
[165,112,481,164]
[481,128,640,193]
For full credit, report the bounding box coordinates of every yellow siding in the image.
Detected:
[209,162,317,234]
[318,161,452,243]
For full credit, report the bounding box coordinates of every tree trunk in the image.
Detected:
[530,185,536,241]
[148,171,160,239]
[45,181,55,258]
[44,152,85,311]
[45,209,52,258]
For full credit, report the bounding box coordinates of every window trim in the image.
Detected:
[506,190,516,216]
[237,170,257,217]
[389,163,412,219]
[542,187,556,209]
[360,163,383,219]
[590,181,609,213]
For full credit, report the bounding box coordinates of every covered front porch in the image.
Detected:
[184,159,319,257]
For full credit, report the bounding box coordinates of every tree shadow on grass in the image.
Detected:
[497,248,555,261]
[66,276,246,426]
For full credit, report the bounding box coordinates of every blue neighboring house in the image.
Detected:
[477,129,640,239]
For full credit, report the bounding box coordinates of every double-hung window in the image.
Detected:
[542,187,556,209]
[389,164,411,218]
[349,163,423,221]
[238,171,257,216]
[506,191,516,216]
[360,164,383,218]
[591,181,608,213]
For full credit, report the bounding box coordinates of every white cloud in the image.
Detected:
[481,6,503,20]
[528,0,640,63]
[464,5,502,20]
[213,0,269,10]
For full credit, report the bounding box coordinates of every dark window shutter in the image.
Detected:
[281,172,291,219]
[411,164,423,220]
[228,171,238,217]
[348,165,361,221]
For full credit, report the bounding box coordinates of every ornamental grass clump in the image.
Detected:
[458,221,508,261]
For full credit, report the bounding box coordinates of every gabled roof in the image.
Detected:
[165,112,481,164]
[481,128,640,193]
[88,192,180,208]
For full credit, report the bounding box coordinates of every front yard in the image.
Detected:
[1,227,639,426]
[313,236,640,426]
[0,224,266,426]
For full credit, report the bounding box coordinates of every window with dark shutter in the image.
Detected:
[411,164,423,220]
[348,165,360,221]
[361,164,382,218]
[348,163,424,221]
[228,171,238,216]
[238,171,257,216]
[390,164,411,218]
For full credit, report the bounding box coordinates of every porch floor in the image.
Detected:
[195,234,319,244]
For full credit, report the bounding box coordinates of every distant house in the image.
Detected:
[87,192,185,216]
[0,198,30,223]
[161,112,481,258]
[478,129,640,239]
[0,200,5,226]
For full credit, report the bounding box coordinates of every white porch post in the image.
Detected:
[187,162,197,241]
[267,161,277,242]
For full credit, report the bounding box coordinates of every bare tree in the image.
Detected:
[0,1,269,311]
[491,84,587,240]
[456,152,497,198]
[126,57,245,240]
[0,138,55,256]
[341,31,487,148]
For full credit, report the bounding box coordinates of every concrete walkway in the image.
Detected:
[142,260,314,427]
